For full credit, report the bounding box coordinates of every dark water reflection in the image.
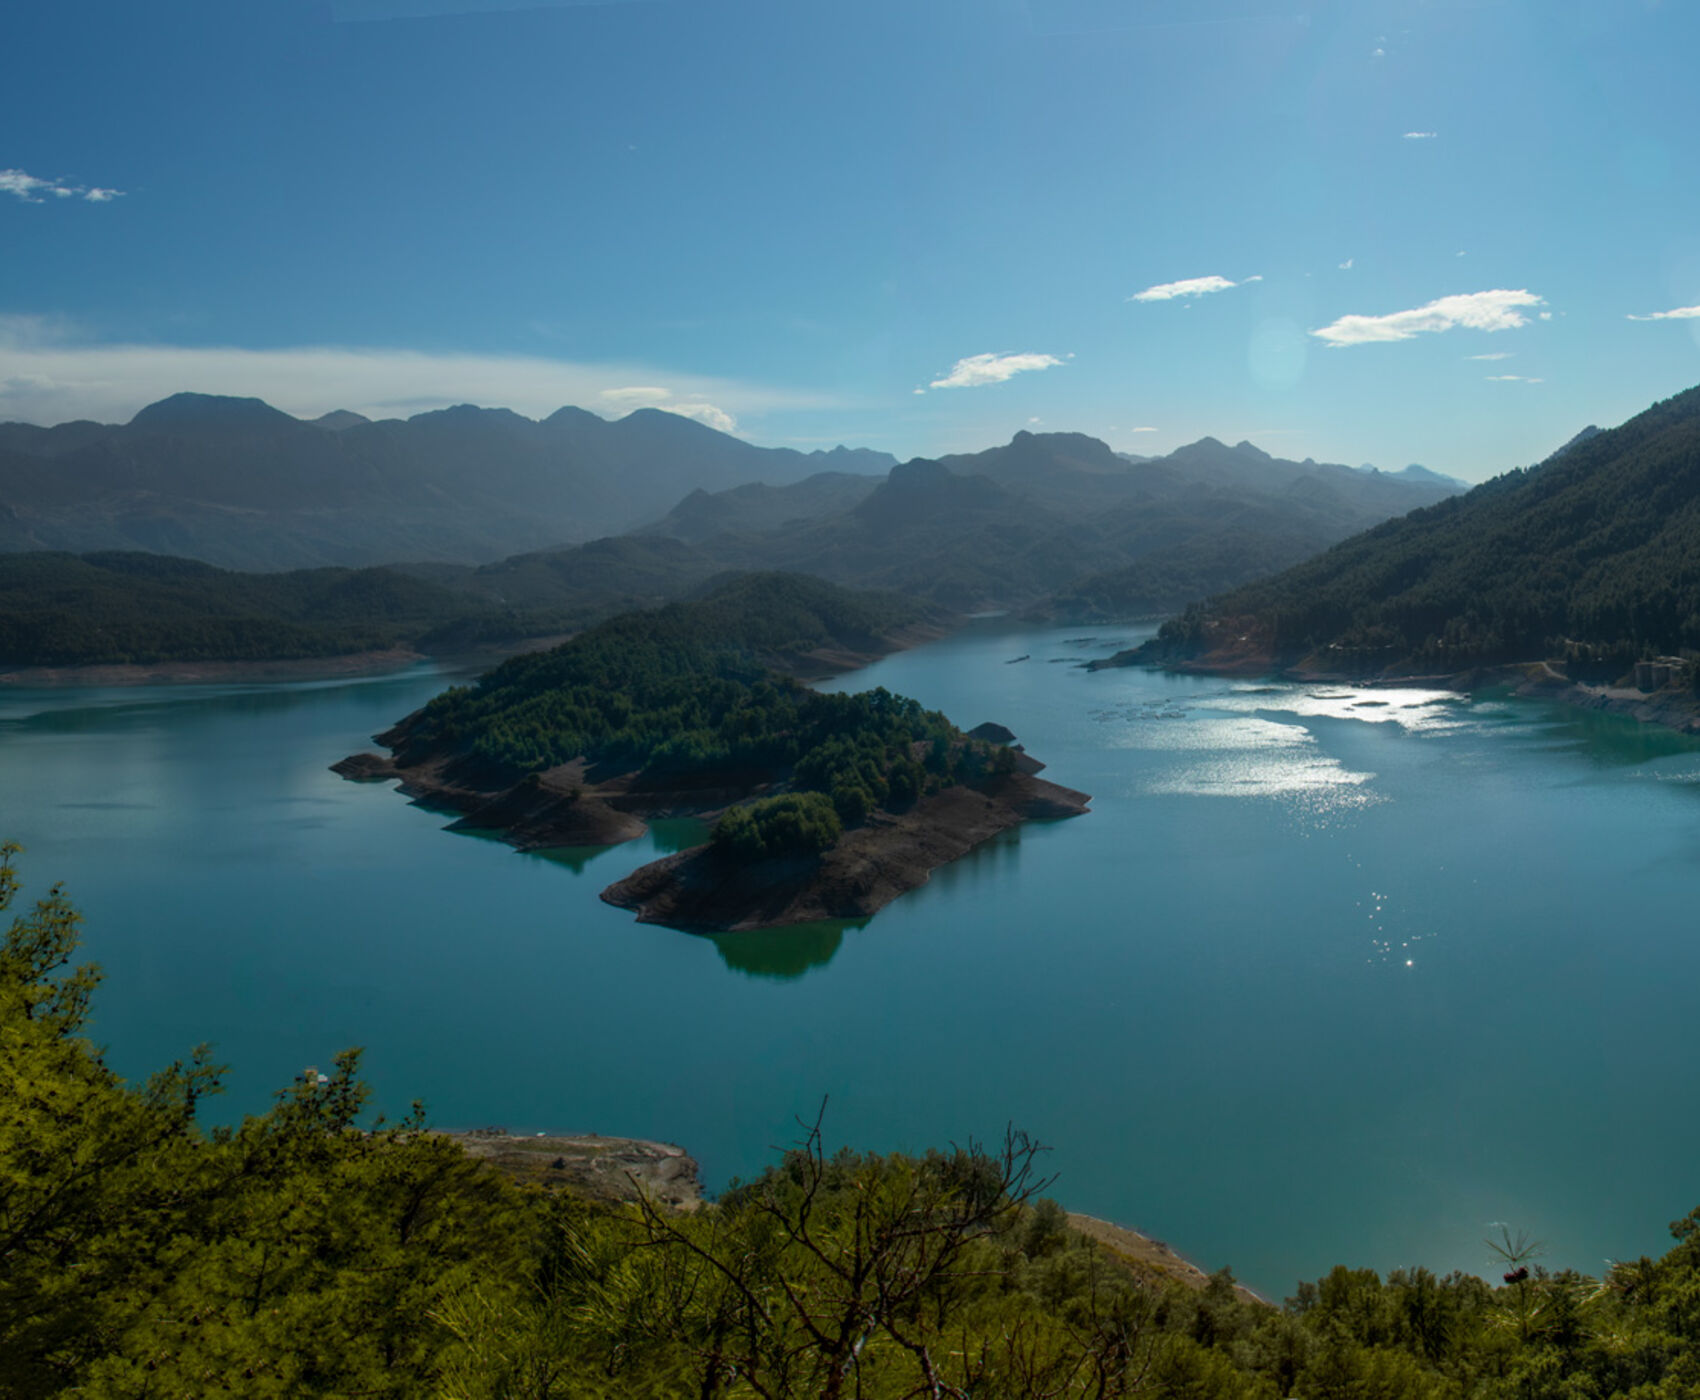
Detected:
[711,920,857,980]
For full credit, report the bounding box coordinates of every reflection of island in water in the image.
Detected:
[707,826,1032,979]
[514,819,713,876]
[710,919,863,980]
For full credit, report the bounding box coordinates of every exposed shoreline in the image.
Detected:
[444,1131,1256,1300]
[0,647,431,688]
[1092,643,1700,738]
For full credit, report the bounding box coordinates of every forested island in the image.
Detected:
[11,843,1700,1398]
[337,572,1089,931]
[1099,385,1700,730]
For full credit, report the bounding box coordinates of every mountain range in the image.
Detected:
[0,393,895,569]
[636,429,1465,615]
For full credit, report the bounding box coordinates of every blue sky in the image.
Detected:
[4,0,1699,480]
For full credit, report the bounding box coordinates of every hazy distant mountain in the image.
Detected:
[630,429,1463,615]
[312,410,371,431]
[0,393,896,570]
[642,472,880,542]
[1129,384,1700,676]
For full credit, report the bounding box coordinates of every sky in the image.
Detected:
[5,0,1700,481]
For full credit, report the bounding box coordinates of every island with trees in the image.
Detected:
[336,572,1089,931]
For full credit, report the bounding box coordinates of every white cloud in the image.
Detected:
[1027,416,1042,424]
[599,385,671,406]
[1627,304,1700,321]
[928,351,1063,389]
[1130,274,1239,302]
[596,383,736,432]
[0,318,820,431]
[0,167,123,204]
[1403,131,1437,140]
[1338,258,1354,270]
[1486,374,1543,384]
[1468,352,1512,361]
[1312,289,1545,348]
[654,400,737,434]
[1127,426,1158,433]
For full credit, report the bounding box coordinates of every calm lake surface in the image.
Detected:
[5,621,1699,1298]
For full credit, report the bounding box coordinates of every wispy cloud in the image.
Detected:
[0,318,821,431]
[0,168,124,204]
[1130,274,1240,303]
[1338,258,1354,270]
[1312,289,1544,348]
[1403,131,1437,140]
[1627,304,1700,321]
[1486,374,1543,384]
[599,386,670,406]
[1468,352,1512,361]
[927,351,1064,389]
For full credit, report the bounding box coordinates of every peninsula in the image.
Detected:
[1092,385,1700,735]
[336,572,1089,931]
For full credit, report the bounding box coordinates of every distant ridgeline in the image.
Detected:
[1120,384,1700,683]
[0,392,895,570]
[347,573,1088,931]
[3,391,1463,631]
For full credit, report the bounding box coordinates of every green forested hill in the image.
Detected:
[1139,384,1700,676]
[0,551,477,665]
[0,543,720,667]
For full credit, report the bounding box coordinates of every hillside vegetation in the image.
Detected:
[642,430,1462,616]
[10,844,1700,1397]
[1135,384,1700,679]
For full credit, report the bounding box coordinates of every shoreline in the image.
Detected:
[0,647,433,688]
[1096,646,1700,738]
[443,1131,1257,1301]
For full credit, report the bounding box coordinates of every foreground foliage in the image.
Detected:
[9,845,1700,1397]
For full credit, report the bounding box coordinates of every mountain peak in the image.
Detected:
[313,410,369,431]
[129,393,298,431]
[1233,440,1272,461]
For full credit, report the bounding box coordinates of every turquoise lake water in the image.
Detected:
[4,621,1699,1299]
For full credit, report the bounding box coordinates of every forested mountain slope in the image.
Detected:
[642,431,1463,614]
[1129,384,1700,677]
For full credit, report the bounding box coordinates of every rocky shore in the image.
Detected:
[1091,639,1700,738]
[443,1129,703,1209]
[337,726,1089,932]
[601,769,1089,931]
[442,1130,1250,1300]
